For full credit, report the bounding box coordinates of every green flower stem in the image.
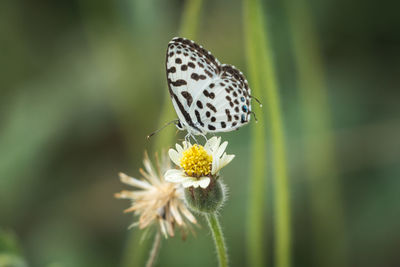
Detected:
[284,0,347,266]
[244,0,291,267]
[154,0,203,150]
[205,213,228,267]
[145,231,161,267]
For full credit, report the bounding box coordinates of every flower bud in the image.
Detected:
[184,179,226,213]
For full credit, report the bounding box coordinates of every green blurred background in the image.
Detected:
[1,0,399,266]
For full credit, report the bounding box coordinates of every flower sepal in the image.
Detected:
[184,178,226,213]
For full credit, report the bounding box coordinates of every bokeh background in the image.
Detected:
[1,0,399,266]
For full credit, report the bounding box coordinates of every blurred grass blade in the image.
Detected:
[180,0,203,40]
[154,0,203,150]
[284,0,347,266]
[243,1,267,267]
[243,0,291,266]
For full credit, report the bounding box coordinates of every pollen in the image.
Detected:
[180,144,212,177]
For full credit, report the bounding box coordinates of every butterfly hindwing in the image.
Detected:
[189,64,252,132]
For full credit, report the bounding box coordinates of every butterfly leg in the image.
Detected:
[191,135,199,144]
[184,132,198,144]
[185,133,191,143]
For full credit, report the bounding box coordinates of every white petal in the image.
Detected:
[215,141,228,158]
[164,169,184,178]
[183,141,191,150]
[182,180,197,188]
[175,143,183,153]
[212,154,235,175]
[182,177,211,188]
[197,177,211,188]
[205,136,219,152]
[214,137,222,150]
[221,154,235,168]
[204,138,213,151]
[211,157,219,175]
[223,154,235,165]
[164,169,188,183]
[204,146,212,155]
[168,149,181,167]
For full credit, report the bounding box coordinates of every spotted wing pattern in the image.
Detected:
[166,37,252,135]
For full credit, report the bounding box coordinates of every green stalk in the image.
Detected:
[284,0,347,266]
[243,2,267,267]
[243,0,291,267]
[205,213,228,267]
[154,0,203,150]
[179,0,203,40]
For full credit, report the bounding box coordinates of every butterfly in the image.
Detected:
[166,37,255,139]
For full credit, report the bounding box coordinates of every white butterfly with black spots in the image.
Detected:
[166,37,253,138]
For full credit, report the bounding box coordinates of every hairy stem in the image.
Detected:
[205,213,228,267]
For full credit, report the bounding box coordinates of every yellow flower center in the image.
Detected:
[180,144,212,177]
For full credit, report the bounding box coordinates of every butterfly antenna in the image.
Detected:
[146,119,179,140]
[251,95,263,107]
[250,112,258,123]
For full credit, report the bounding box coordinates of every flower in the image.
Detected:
[165,136,235,189]
[114,152,197,238]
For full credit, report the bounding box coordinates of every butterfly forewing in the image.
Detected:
[166,37,252,135]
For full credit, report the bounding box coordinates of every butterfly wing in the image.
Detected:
[188,64,252,132]
[166,37,220,134]
[166,37,252,135]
